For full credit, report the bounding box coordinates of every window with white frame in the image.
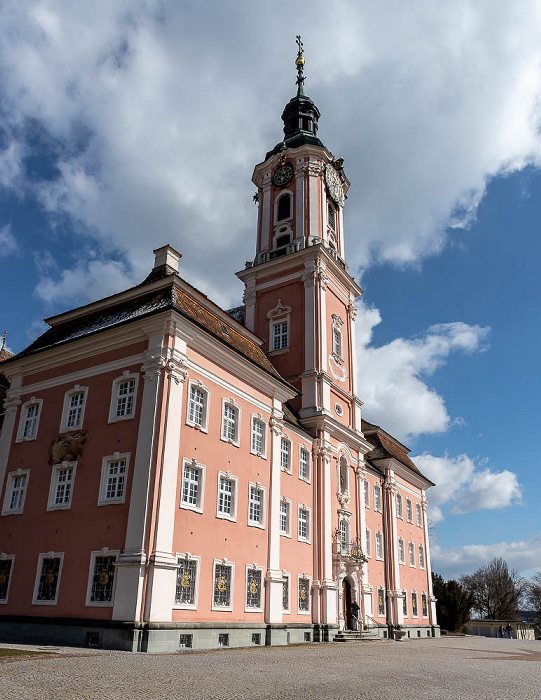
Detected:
[364,479,370,508]
[175,555,198,607]
[339,518,349,553]
[33,553,63,605]
[327,200,336,231]
[365,528,371,557]
[246,566,263,610]
[86,550,118,606]
[2,470,30,515]
[332,316,343,359]
[377,587,385,616]
[280,499,290,536]
[403,591,408,616]
[282,573,290,612]
[416,502,422,527]
[339,456,349,494]
[298,506,310,542]
[299,447,310,481]
[213,561,233,609]
[217,472,237,521]
[271,319,289,351]
[0,555,14,603]
[408,541,416,567]
[412,591,418,617]
[248,484,265,528]
[47,462,76,511]
[375,531,383,560]
[298,576,310,612]
[422,592,428,617]
[251,416,266,456]
[109,373,138,422]
[374,484,381,512]
[187,382,209,430]
[396,493,403,518]
[60,386,88,431]
[221,401,240,445]
[281,437,291,472]
[398,537,405,564]
[16,399,43,441]
[277,191,292,222]
[180,459,205,513]
[98,454,129,505]
[406,498,413,523]
[418,544,425,569]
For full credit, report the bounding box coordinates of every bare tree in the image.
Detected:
[526,572,541,623]
[460,557,527,620]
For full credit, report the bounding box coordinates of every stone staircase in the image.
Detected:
[333,629,381,643]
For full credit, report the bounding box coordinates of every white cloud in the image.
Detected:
[413,452,522,519]
[431,532,541,579]
[0,2,540,307]
[356,301,490,440]
[0,225,18,257]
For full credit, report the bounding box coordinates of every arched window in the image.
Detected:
[339,519,349,552]
[277,193,292,222]
[275,233,290,248]
[339,456,349,494]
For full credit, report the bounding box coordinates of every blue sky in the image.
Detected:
[0,1,540,581]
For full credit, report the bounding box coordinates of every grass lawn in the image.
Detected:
[0,648,50,657]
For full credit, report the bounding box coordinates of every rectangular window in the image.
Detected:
[416,503,422,527]
[298,507,309,541]
[188,385,207,429]
[365,528,371,557]
[48,462,76,510]
[180,460,205,512]
[377,587,385,616]
[412,591,418,617]
[66,391,85,429]
[418,544,425,569]
[299,448,309,480]
[99,455,129,505]
[0,557,14,602]
[422,593,428,617]
[282,575,289,611]
[281,438,291,472]
[364,479,369,508]
[398,538,405,564]
[396,493,403,518]
[298,577,310,612]
[332,326,342,358]
[406,498,413,523]
[375,531,383,560]
[34,554,63,604]
[213,563,232,608]
[246,568,262,609]
[280,500,290,536]
[89,554,117,604]
[179,634,193,648]
[403,592,408,617]
[22,403,40,439]
[218,477,233,515]
[222,403,238,443]
[175,558,197,606]
[218,633,229,647]
[251,417,265,455]
[2,470,30,515]
[408,541,416,567]
[115,378,136,418]
[272,321,288,350]
[374,484,381,512]
[248,485,264,527]
[328,201,336,230]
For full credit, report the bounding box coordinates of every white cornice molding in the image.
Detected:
[371,458,434,491]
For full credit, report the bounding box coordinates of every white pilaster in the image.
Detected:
[261,185,271,251]
[295,161,305,242]
[319,264,328,373]
[0,376,21,488]
[422,494,438,627]
[308,161,321,241]
[265,403,284,623]
[318,438,337,625]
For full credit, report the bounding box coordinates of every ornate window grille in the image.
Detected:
[218,477,233,515]
[281,438,290,471]
[422,593,428,616]
[37,557,61,601]
[282,577,289,610]
[188,386,206,427]
[175,558,197,605]
[249,487,262,525]
[246,568,262,608]
[66,391,85,429]
[377,587,385,615]
[222,404,237,441]
[90,555,116,602]
[181,464,200,506]
[299,448,309,480]
[116,378,136,418]
[298,577,310,612]
[213,564,232,607]
[412,591,418,616]
[23,404,40,439]
[104,458,127,501]
[0,559,13,600]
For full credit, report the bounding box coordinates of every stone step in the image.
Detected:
[334,631,381,642]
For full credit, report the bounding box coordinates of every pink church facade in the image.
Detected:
[0,49,438,651]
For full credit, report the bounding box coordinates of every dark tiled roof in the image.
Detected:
[283,401,312,436]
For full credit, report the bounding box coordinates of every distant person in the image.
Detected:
[350,601,360,631]
[499,625,505,638]
[505,623,513,639]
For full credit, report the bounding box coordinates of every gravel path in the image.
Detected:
[1,636,539,699]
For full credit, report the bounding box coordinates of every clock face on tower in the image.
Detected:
[325,163,345,207]
[272,163,294,187]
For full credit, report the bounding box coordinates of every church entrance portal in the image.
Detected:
[342,578,353,630]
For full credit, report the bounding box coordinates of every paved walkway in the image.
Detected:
[1,636,540,699]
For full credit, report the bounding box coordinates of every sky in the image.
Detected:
[0,0,540,582]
